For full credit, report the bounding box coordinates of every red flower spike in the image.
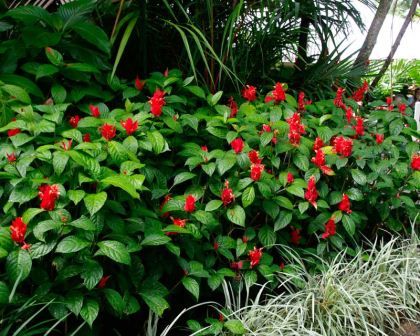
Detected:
[6,153,16,163]
[100,123,116,141]
[89,104,100,118]
[298,91,311,112]
[398,104,407,115]
[83,133,91,142]
[345,107,354,124]
[333,136,353,157]
[228,97,238,118]
[352,81,368,102]
[386,97,392,106]
[410,154,420,171]
[311,150,326,167]
[135,76,145,91]
[230,138,244,154]
[375,133,384,144]
[290,228,301,245]
[8,128,21,137]
[279,262,285,270]
[163,68,169,77]
[221,180,235,206]
[286,112,305,146]
[334,87,345,108]
[262,124,271,133]
[248,247,263,268]
[264,94,275,103]
[338,194,352,214]
[313,137,324,151]
[69,115,81,128]
[250,163,264,181]
[172,217,187,228]
[60,139,72,151]
[272,82,286,102]
[120,118,138,135]
[304,176,318,208]
[97,275,111,289]
[248,150,262,164]
[149,89,166,117]
[184,195,196,213]
[160,194,172,218]
[10,217,27,244]
[320,165,335,176]
[354,117,364,137]
[21,242,31,250]
[287,172,294,184]
[322,218,336,239]
[230,261,243,270]
[201,146,208,152]
[38,184,60,211]
[242,85,257,102]
[213,242,219,251]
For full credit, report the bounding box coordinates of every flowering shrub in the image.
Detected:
[0,72,418,329]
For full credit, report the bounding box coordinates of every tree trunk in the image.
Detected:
[295,15,311,70]
[352,0,392,72]
[371,0,419,88]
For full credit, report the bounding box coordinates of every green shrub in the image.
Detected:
[0,70,418,330]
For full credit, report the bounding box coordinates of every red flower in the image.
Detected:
[250,163,264,181]
[248,247,263,268]
[163,68,169,77]
[279,262,285,270]
[375,133,384,144]
[230,261,243,270]
[333,136,353,157]
[83,133,91,142]
[338,194,352,214]
[272,82,286,102]
[6,153,16,163]
[322,218,336,239]
[100,123,116,141]
[287,172,294,184]
[265,95,275,103]
[304,176,318,208]
[69,115,81,128]
[230,138,244,154]
[411,154,420,171]
[311,150,326,167]
[248,150,262,164]
[149,89,166,117]
[386,97,392,106]
[290,228,301,245]
[172,217,187,228]
[135,76,145,91]
[10,217,27,244]
[398,104,406,115]
[38,184,60,211]
[286,112,305,146]
[184,195,196,213]
[242,85,257,102]
[352,81,368,102]
[228,97,238,118]
[261,124,271,133]
[97,275,111,289]
[298,91,311,112]
[120,118,138,135]
[354,117,364,137]
[313,137,324,151]
[8,128,20,137]
[160,194,172,218]
[60,139,72,151]
[345,106,353,124]
[89,104,100,118]
[201,145,208,152]
[221,180,235,206]
[334,87,345,108]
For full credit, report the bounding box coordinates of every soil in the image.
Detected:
[391,321,420,336]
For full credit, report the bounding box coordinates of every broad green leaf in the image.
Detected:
[2,84,31,104]
[68,190,86,205]
[172,172,196,187]
[22,208,44,224]
[274,211,292,231]
[0,282,9,305]
[45,47,63,66]
[227,205,246,227]
[225,320,247,334]
[101,175,139,198]
[182,277,200,300]
[103,289,125,316]
[258,225,276,246]
[56,236,90,253]
[80,299,99,327]
[141,234,171,246]
[342,215,356,236]
[205,200,223,211]
[147,131,166,154]
[242,186,255,208]
[185,85,205,99]
[6,249,32,283]
[351,169,367,185]
[293,154,309,171]
[84,192,107,216]
[274,196,294,210]
[53,151,69,176]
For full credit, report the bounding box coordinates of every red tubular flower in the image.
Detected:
[248,247,263,268]
[333,136,353,157]
[411,154,420,170]
[272,82,286,102]
[172,217,187,228]
[6,153,16,163]
[304,176,318,208]
[261,124,271,133]
[338,194,352,214]
[100,123,116,141]
[89,104,100,118]
[230,138,244,154]
[375,133,384,144]
[149,89,166,117]
[345,106,354,124]
[38,184,60,211]
[184,195,196,213]
[83,133,91,142]
[248,150,262,164]
[265,95,275,103]
[97,275,111,289]
[322,218,336,239]
[228,97,238,117]
[334,87,345,108]
[311,150,326,167]
[250,163,265,181]
[287,172,294,184]
[352,81,368,102]
[10,217,27,244]
[164,68,169,77]
[298,91,311,112]
[60,139,72,151]
[120,118,138,135]
[135,76,145,91]
[8,128,21,137]
[286,112,305,146]
[290,228,301,245]
[313,137,324,151]
[230,261,243,271]
[201,145,208,152]
[242,85,257,102]
[398,104,406,115]
[221,180,235,206]
[354,117,364,137]
[386,97,392,106]
[69,115,81,128]
[160,194,172,218]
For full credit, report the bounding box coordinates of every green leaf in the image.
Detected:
[84,192,107,216]
[51,84,66,103]
[293,154,309,171]
[22,208,44,224]
[274,211,292,231]
[0,282,9,305]
[172,172,196,187]
[389,119,403,136]
[274,196,294,210]
[141,234,171,246]
[45,47,63,66]
[138,281,169,316]
[53,151,69,176]
[101,175,139,198]
[73,22,110,54]
[227,205,246,227]
[298,201,309,214]
[68,216,96,231]
[103,289,125,316]
[56,236,90,253]
[342,215,356,236]
[96,240,131,265]
[217,153,237,175]
[67,150,100,177]
[147,131,166,154]
[182,277,200,300]
[33,220,61,242]
[65,292,83,316]
[210,91,223,106]
[260,132,273,146]
[286,185,305,198]
[36,64,59,79]
[81,261,103,290]
[258,225,276,246]
[80,299,99,327]
[1,84,31,104]
[225,320,247,334]
[205,200,223,211]
[351,169,367,185]
[29,242,56,259]
[242,186,255,208]
[68,190,86,205]
[185,86,206,99]
[6,249,32,283]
